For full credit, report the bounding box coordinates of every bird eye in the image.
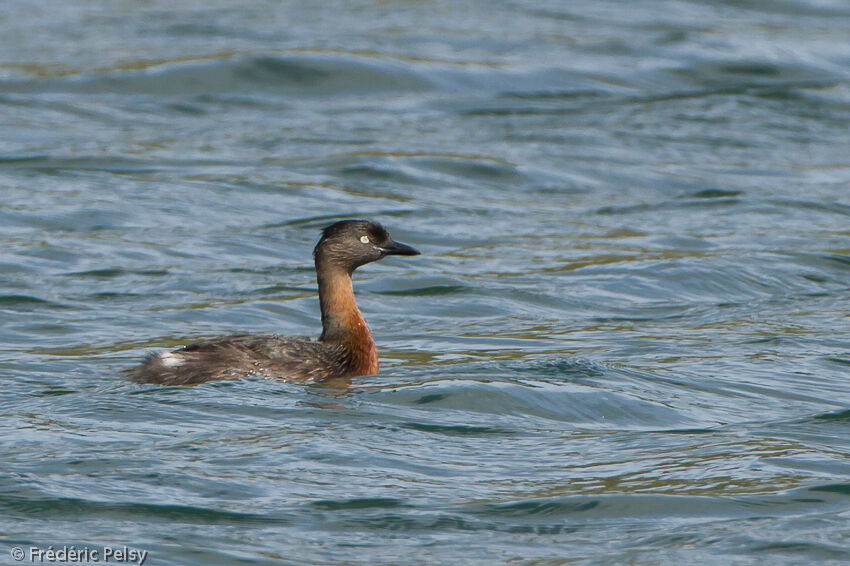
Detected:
[360,235,370,244]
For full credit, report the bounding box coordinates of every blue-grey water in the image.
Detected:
[2,1,850,564]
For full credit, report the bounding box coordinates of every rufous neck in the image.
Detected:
[316,264,378,374]
[317,266,361,340]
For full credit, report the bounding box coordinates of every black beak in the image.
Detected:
[379,240,420,256]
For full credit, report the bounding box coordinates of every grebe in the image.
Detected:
[128,220,419,385]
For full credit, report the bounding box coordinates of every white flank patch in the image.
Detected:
[159,352,183,367]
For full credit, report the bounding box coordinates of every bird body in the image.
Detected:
[128,220,418,385]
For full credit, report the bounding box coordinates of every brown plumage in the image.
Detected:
[127,220,419,385]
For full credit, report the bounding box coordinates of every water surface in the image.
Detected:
[2,1,850,564]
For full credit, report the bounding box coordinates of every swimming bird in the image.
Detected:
[128,220,420,385]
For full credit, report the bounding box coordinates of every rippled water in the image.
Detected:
[2,1,850,564]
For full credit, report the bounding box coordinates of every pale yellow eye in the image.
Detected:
[360,235,370,244]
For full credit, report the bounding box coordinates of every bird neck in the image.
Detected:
[316,264,378,375]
